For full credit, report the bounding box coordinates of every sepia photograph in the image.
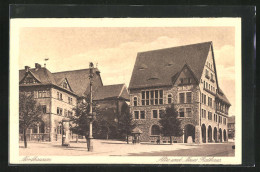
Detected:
[9,18,241,164]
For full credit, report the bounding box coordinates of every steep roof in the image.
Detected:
[93,84,130,101]
[228,116,235,124]
[129,42,212,89]
[19,67,57,85]
[216,88,231,105]
[53,68,103,97]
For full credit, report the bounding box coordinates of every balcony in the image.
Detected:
[203,87,216,96]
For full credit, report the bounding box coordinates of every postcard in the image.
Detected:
[9,18,241,164]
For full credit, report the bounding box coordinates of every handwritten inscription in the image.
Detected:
[21,156,51,162]
[157,156,221,163]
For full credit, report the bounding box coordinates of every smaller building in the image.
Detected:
[19,63,130,142]
[228,116,235,140]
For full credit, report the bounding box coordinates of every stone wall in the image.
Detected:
[130,84,201,143]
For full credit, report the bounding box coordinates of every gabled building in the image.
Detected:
[129,42,231,143]
[19,63,129,142]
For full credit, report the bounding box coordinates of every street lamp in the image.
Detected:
[87,62,95,151]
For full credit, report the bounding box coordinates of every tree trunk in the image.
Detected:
[126,135,129,144]
[170,136,173,145]
[23,128,27,148]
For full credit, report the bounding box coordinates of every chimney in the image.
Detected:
[25,66,30,72]
[35,63,41,69]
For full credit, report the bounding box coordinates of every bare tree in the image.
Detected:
[19,92,43,148]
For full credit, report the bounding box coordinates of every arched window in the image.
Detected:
[168,94,172,104]
[133,97,137,106]
[151,125,160,135]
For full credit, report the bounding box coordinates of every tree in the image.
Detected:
[118,103,136,144]
[70,99,91,143]
[19,92,43,148]
[159,104,183,144]
[94,111,118,140]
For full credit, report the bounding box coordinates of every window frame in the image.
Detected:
[151,125,160,136]
[179,108,185,118]
[134,111,140,119]
[133,96,138,106]
[167,94,172,104]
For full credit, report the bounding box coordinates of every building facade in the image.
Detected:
[128,42,231,143]
[19,63,129,142]
[228,116,235,140]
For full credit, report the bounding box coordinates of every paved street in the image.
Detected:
[19,139,235,156]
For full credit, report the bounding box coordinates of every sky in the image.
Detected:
[19,27,236,116]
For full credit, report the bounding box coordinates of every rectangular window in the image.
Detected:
[186,108,192,117]
[159,90,163,104]
[57,92,59,99]
[180,78,184,84]
[186,92,192,103]
[140,111,145,119]
[155,90,159,105]
[134,111,139,119]
[68,97,70,104]
[141,89,163,106]
[179,93,185,103]
[60,93,63,100]
[38,91,42,98]
[141,91,145,105]
[179,108,184,117]
[133,97,137,106]
[150,91,154,105]
[34,91,38,98]
[208,112,212,120]
[57,107,59,115]
[208,97,212,107]
[42,91,46,97]
[168,94,172,104]
[60,108,63,116]
[204,95,206,104]
[146,91,149,105]
[42,105,46,114]
[153,110,158,118]
[159,110,163,118]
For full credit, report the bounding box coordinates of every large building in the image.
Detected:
[129,42,231,143]
[19,63,129,142]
